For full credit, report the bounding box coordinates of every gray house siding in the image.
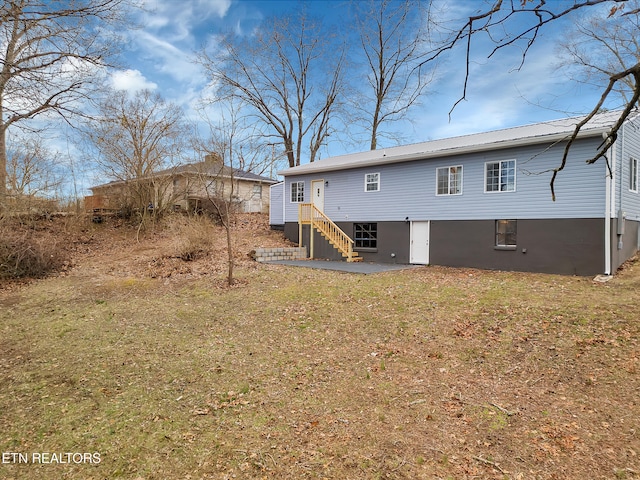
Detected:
[611,117,640,269]
[616,118,640,221]
[269,182,284,228]
[284,137,607,223]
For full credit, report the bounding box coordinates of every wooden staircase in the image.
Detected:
[298,203,363,262]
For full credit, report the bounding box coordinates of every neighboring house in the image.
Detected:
[270,111,640,275]
[86,154,277,215]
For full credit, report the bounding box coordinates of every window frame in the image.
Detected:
[354,222,378,250]
[495,219,517,250]
[630,157,638,192]
[290,181,304,203]
[364,172,380,192]
[436,165,463,196]
[485,159,516,193]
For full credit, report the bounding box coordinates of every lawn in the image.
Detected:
[1,219,639,479]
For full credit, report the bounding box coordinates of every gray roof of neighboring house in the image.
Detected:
[91,161,277,190]
[154,161,277,183]
[279,110,632,176]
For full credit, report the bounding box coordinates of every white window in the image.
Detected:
[436,166,463,195]
[365,172,380,192]
[485,160,516,192]
[630,157,638,192]
[253,184,263,198]
[291,181,304,203]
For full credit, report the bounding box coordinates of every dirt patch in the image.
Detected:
[94,214,290,278]
[0,213,293,286]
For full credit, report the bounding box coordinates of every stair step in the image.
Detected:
[309,213,360,262]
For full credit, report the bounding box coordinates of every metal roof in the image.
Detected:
[279,110,626,176]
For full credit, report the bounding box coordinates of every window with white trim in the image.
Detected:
[365,172,380,192]
[630,157,638,192]
[436,165,463,195]
[496,219,517,248]
[291,181,304,203]
[485,160,516,192]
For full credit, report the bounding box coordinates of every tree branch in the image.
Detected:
[550,62,640,200]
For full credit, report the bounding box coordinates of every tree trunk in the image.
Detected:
[225,202,234,286]
[0,123,7,202]
[370,119,379,150]
[370,90,382,150]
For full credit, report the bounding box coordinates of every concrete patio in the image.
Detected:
[265,259,423,274]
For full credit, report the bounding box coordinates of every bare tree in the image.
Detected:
[354,0,435,150]
[0,0,134,203]
[200,8,346,167]
[559,0,640,104]
[193,142,238,287]
[422,0,640,199]
[86,89,187,218]
[192,99,275,286]
[6,135,61,197]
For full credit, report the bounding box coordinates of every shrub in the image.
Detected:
[165,215,217,261]
[0,226,68,279]
[191,197,242,226]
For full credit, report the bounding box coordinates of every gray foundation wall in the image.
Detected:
[430,219,604,276]
[284,222,410,263]
[611,218,640,271]
[284,218,612,276]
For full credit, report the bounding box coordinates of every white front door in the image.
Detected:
[311,179,324,212]
[410,221,430,264]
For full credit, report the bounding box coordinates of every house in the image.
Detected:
[86,154,277,216]
[270,110,640,275]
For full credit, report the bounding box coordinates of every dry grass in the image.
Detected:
[0,220,70,280]
[164,215,218,261]
[0,215,639,479]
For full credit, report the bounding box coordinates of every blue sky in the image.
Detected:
[90,0,623,183]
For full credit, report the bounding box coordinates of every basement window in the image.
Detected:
[354,223,377,250]
[495,219,517,250]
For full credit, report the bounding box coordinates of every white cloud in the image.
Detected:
[140,0,231,43]
[129,30,205,86]
[110,69,158,92]
[202,0,232,19]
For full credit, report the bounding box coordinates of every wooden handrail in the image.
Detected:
[299,203,357,261]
